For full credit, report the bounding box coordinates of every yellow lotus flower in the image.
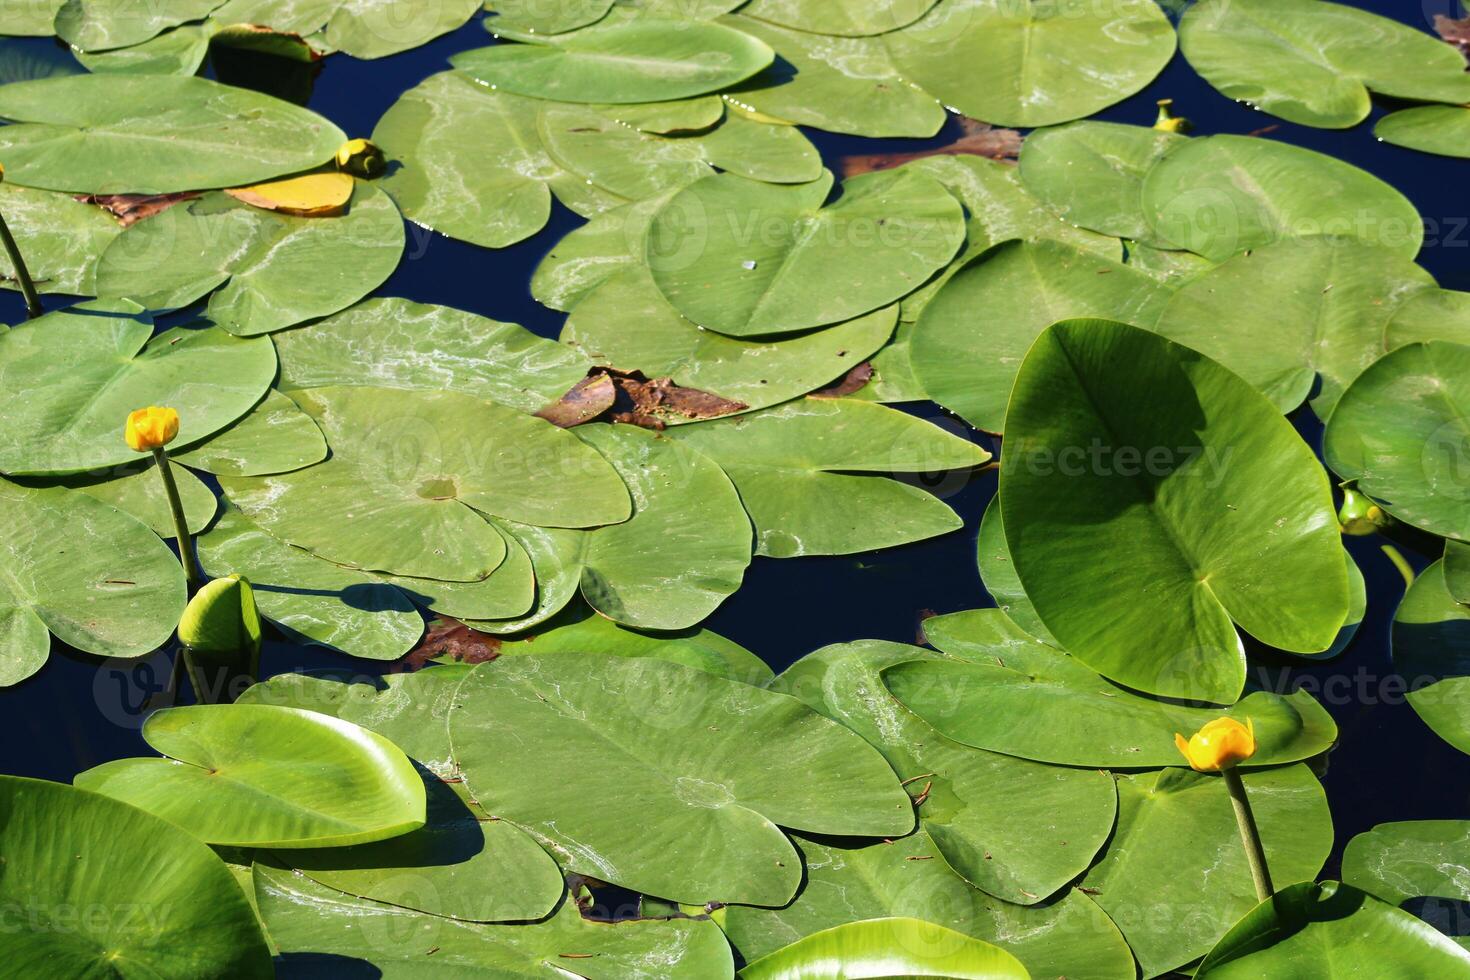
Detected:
[335,138,385,178]
[124,406,179,452]
[1174,717,1256,772]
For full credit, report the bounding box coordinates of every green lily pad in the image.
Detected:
[1180,0,1470,130]
[774,637,1116,904]
[1324,341,1470,541]
[210,0,480,58]
[883,0,1175,128]
[0,477,185,685]
[0,774,272,976]
[484,0,613,35]
[174,389,328,477]
[1125,240,1218,284]
[669,398,988,557]
[272,297,591,414]
[44,458,217,536]
[94,184,404,337]
[1000,319,1348,704]
[1448,541,1470,605]
[220,386,630,580]
[0,301,277,475]
[1376,105,1470,159]
[721,14,945,138]
[0,183,123,295]
[461,520,585,634]
[1,1,65,35]
[723,832,1134,979]
[1140,134,1423,262]
[451,20,773,104]
[54,0,223,52]
[1344,820,1470,909]
[450,653,914,905]
[75,703,427,848]
[1388,288,1470,350]
[0,74,344,194]
[976,497,1058,644]
[847,317,926,403]
[562,270,897,416]
[909,240,1170,433]
[740,916,1028,980]
[532,191,676,312]
[1392,559,1470,755]
[648,169,965,337]
[1150,236,1436,417]
[887,608,1337,768]
[254,861,734,976]
[1081,766,1333,977]
[597,96,726,134]
[1195,881,1470,977]
[739,0,936,36]
[73,20,212,75]
[1018,120,1187,247]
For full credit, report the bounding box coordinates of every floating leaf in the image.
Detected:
[1180,0,1470,129]
[73,20,212,75]
[1344,820,1470,909]
[1392,559,1470,755]
[739,916,1028,980]
[55,0,223,52]
[0,775,272,976]
[451,20,774,104]
[0,183,123,295]
[0,478,184,685]
[975,498,1058,644]
[1000,319,1348,704]
[173,389,327,477]
[209,0,479,58]
[225,171,354,216]
[1151,237,1435,416]
[75,703,426,848]
[461,521,585,634]
[532,191,675,312]
[449,653,914,905]
[909,240,1169,433]
[1387,287,1470,349]
[1140,134,1423,262]
[0,301,276,475]
[1324,341,1470,541]
[883,0,1176,128]
[1449,541,1470,605]
[94,184,405,337]
[774,637,1115,904]
[484,0,613,35]
[738,0,936,37]
[43,459,217,536]
[0,74,344,193]
[1081,766,1333,977]
[1195,881,1470,977]
[648,169,965,337]
[670,398,987,557]
[887,608,1337,768]
[1376,105,1470,159]
[0,1,65,35]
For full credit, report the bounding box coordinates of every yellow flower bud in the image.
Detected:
[124,406,180,452]
[1154,98,1191,134]
[1174,717,1256,772]
[335,138,385,178]
[178,574,262,657]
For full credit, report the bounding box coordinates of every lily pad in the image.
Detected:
[46,459,218,536]
[484,0,613,35]
[1140,134,1423,262]
[1376,105,1470,159]
[73,19,211,75]
[209,0,480,58]
[0,74,344,194]
[1344,820,1470,909]
[54,0,223,52]
[450,20,774,104]
[0,301,277,475]
[1392,559,1470,755]
[1388,288,1470,349]
[0,774,272,977]
[774,637,1116,904]
[1449,541,1470,605]
[1324,341,1470,541]
[669,398,987,557]
[1150,236,1436,417]
[647,169,965,337]
[532,191,676,312]
[887,608,1338,768]
[272,297,591,414]
[1195,881,1470,977]
[975,498,1058,644]
[722,832,1134,979]
[909,240,1170,433]
[0,183,123,295]
[219,386,630,580]
[1080,766,1333,977]
[740,916,1028,980]
[1000,319,1348,704]
[739,0,936,37]
[0,478,185,686]
[461,521,585,634]
[93,184,404,337]
[75,703,427,848]
[1,1,65,35]
[1180,0,1470,130]
[450,653,914,905]
[174,389,328,477]
[254,862,734,976]
[721,14,945,138]
[883,0,1176,128]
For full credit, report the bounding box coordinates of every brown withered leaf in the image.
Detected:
[1435,14,1470,56]
[78,192,199,227]
[536,367,747,430]
[402,617,501,669]
[809,362,874,399]
[839,117,1022,177]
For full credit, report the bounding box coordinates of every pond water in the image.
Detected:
[2,0,1467,889]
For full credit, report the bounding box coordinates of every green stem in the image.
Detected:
[1223,767,1274,903]
[1381,544,1416,591]
[0,209,42,319]
[151,446,203,594]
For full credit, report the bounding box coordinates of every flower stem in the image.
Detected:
[151,446,202,594]
[1381,544,1416,592]
[1222,767,1273,902]
[0,209,42,319]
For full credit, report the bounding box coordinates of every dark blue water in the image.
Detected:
[2,0,1467,884]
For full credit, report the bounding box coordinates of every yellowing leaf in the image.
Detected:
[226,173,354,217]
